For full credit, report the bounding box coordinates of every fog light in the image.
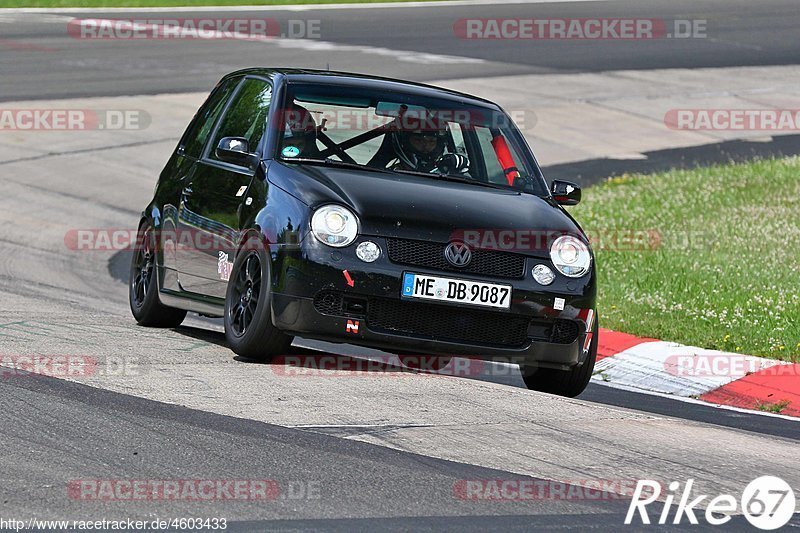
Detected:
[356,241,381,262]
[532,264,555,285]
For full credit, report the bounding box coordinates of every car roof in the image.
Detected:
[221,67,500,109]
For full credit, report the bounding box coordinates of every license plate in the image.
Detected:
[401,272,512,309]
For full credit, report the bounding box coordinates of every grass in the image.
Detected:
[755,399,791,414]
[572,157,800,362]
[0,0,426,6]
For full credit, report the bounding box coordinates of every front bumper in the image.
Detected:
[270,236,596,368]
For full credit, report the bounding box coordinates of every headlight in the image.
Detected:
[311,205,358,247]
[550,235,591,277]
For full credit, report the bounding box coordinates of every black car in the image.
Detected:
[129,68,597,397]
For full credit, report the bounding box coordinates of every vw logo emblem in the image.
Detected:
[444,242,472,267]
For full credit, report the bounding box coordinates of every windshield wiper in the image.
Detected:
[280,157,394,175]
[393,169,518,191]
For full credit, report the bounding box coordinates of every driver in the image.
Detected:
[389,116,469,175]
[281,105,319,158]
[390,124,448,172]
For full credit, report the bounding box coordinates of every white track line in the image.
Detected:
[4,0,610,14]
[66,18,485,65]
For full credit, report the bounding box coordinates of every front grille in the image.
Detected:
[367,297,530,348]
[386,238,526,279]
[313,290,343,315]
[551,319,580,344]
[316,290,580,347]
[528,318,580,344]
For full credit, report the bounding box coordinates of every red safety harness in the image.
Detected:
[490,133,521,186]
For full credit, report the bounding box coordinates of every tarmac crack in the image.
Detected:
[0,137,174,167]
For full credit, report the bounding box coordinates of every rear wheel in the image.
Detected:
[129,221,187,327]
[522,317,598,397]
[224,239,293,362]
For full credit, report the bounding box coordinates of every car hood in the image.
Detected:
[269,162,584,247]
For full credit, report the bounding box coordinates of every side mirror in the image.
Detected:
[551,180,581,206]
[215,137,258,168]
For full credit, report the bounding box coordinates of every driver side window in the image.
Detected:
[180,77,238,159]
[210,78,272,163]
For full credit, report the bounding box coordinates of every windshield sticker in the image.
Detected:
[282,146,300,158]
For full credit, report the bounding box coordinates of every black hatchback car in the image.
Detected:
[130,68,597,397]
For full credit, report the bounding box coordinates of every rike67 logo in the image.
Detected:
[626,476,796,529]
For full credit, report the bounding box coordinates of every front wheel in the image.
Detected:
[522,316,598,397]
[224,239,293,362]
[129,221,187,328]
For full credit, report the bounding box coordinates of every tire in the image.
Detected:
[129,221,187,327]
[522,316,598,397]
[224,238,293,362]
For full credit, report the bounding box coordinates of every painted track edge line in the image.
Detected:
[1,0,611,14]
[590,379,800,423]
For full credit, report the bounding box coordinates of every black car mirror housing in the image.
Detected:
[216,137,259,169]
[551,180,581,206]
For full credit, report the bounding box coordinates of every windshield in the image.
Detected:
[275,82,548,195]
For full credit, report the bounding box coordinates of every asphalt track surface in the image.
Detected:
[1,0,799,530]
[3,371,796,532]
[0,0,799,100]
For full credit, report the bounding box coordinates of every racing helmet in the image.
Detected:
[392,113,448,170]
